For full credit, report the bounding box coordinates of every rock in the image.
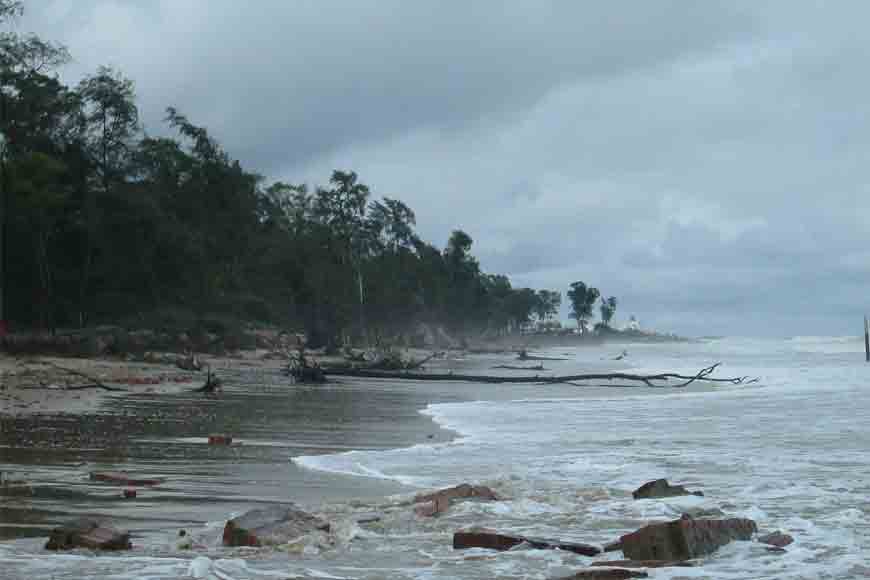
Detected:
[590,560,698,569]
[603,540,623,552]
[453,528,525,551]
[559,570,648,579]
[415,483,500,504]
[412,483,500,516]
[90,471,164,486]
[45,518,131,551]
[122,488,137,499]
[631,479,703,500]
[619,515,757,561]
[222,505,330,547]
[757,531,794,548]
[453,528,600,556]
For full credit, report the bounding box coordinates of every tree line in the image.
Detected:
[1,1,587,348]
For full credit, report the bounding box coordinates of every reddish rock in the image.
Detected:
[413,483,499,516]
[90,471,163,486]
[620,515,756,561]
[415,483,500,504]
[632,479,703,500]
[559,570,648,579]
[122,488,137,499]
[453,528,600,556]
[208,435,233,445]
[45,519,131,551]
[222,505,330,547]
[591,560,697,569]
[757,531,794,548]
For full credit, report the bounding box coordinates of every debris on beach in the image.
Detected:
[413,482,500,517]
[619,514,756,560]
[90,471,164,487]
[0,472,34,496]
[45,518,131,551]
[631,478,704,499]
[453,527,601,556]
[222,505,330,547]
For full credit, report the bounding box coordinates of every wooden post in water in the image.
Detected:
[864,315,869,362]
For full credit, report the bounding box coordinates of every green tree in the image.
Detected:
[599,295,618,328]
[534,289,561,321]
[567,281,600,333]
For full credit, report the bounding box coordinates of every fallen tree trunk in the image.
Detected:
[492,363,546,371]
[321,363,758,387]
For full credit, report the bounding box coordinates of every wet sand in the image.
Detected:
[0,347,639,580]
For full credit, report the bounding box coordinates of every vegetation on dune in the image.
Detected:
[1,1,586,348]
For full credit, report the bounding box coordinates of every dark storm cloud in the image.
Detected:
[21,1,870,336]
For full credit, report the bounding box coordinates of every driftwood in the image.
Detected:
[286,349,326,383]
[41,361,126,392]
[192,366,222,393]
[321,363,758,388]
[492,363,546,371]
[517,349,567,362]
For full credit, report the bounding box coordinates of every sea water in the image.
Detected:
[3,337,870,579]
[292,337,870,578]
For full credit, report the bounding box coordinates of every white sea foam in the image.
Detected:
[290,337,870,579]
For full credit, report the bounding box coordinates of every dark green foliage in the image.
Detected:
[567,281,600,332]
[599,295,617,327]
[0,4,577,342]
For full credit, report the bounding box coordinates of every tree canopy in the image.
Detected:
[0,3,568,346]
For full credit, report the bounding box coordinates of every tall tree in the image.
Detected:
[599,295,618,328]
[567,281,600,333]
[75,67,139,325]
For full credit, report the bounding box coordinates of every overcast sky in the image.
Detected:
[18,1,870,336]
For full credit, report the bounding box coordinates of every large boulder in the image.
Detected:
[45,519,131,551]
[632,479,703,500]
[453,528,600,556]
[222,505,330,547]
[619,515,756,561]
